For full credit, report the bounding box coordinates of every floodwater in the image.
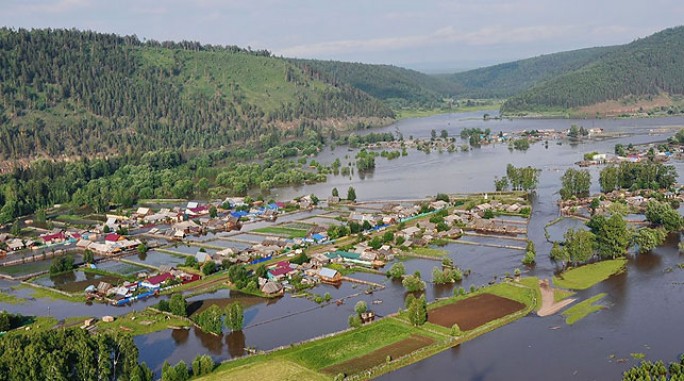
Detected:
[3,112,684,379]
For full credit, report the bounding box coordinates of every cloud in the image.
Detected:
[22,0,90,13]
[277,24,580,58]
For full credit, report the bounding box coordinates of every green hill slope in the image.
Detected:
[501,26,684,115]
[0,28,393,160]
[291,59,448,107]
[444,46,618,99]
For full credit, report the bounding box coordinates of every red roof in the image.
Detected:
[188,205,209,214]
[182,274,201,284]
[145,272,174,286]
[41,232,66,243]
[269,261,294,277]
[105,233,122,242]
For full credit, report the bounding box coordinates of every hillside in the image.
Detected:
[0,28,393,161]
[443,46,618,99]
[291,59,449,108]
[501,26,684,115]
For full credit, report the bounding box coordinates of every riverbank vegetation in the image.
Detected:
[562,293,607,325]
[553,259,627,290]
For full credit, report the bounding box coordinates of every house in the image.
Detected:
[318,267,342,284]
[261,281,284,296]
[195,251,212,264]
[6,238,24,251]
[143,213,169,224]
[267,261,297,280]
[135,207,152,217]
[172,220,201,234]
[400,226,421,239]
[141,273,174,289]
[382,215,398,225]
[216,248,235,257]
[430,200,448,210]
[41,231,66,245]
[310,253,331,266]
[105,233,123,242]
[325,251,373,267]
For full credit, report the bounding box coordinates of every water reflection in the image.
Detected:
[226,331,246,358]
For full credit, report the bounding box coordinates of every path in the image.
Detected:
[537,279,575,317]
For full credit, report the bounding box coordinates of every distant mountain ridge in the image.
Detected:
[442,46,619,99]
[499,26,684,115]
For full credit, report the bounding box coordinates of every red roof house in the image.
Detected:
[105,233,123,242]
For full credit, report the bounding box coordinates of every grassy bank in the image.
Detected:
[97,308,192,335]
[200,277,540,381]
[562,293,607,325]
[553,259,627,290]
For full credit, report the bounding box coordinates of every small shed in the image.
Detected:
[261,281,284,296]
[318,267,342,284]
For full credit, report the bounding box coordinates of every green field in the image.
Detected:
[287,319,415,370]
[408,247,448,257]
[202,318,419,380]
[201,278,541,381]
[200,359,327,381]
[253,226,309,238]
[553,259,627,290]
[562,293,607,325]
[97,309,191,336]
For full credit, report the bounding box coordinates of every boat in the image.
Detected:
[372,300,383,305]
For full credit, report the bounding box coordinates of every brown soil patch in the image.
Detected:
[574,93,673,117]
[322,335,434,375]
[428,293,525,331]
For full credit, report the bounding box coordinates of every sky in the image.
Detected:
[2,0,684,72]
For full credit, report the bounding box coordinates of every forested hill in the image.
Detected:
[0,28,393,161]
[443,46,618,99]
[290,59,448,108]
[501,26,684,115]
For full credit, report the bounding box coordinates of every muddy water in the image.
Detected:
[4,112,684,379]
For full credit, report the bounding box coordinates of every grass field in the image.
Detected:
[553,259,627,290]
[287,319,415,370]
[253,226,308,239]
[200,359,327,381]
[203,318,418,380]
[97,309,191,336]
[408,247,448,257]
[201,278,541,381]
[562,293,607,325]
[553,288,576,303]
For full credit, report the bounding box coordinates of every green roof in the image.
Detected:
[326,250,360,260]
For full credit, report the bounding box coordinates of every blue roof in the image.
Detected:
[319,267,339,279]
[312,233,325,241]
[230,211,248,218]
[266,203,279,210]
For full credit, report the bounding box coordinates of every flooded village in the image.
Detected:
[2,112,684,380]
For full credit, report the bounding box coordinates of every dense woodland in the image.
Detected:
[445,46,617,99]
[0,28,392,160]
[502,26,684,114]
[0,329,152,381]
[291,59,448,108]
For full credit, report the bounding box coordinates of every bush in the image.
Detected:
[169,294,187,317]
[387,262,406,280]
[402,274,426,292]
[192,355,214,377]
